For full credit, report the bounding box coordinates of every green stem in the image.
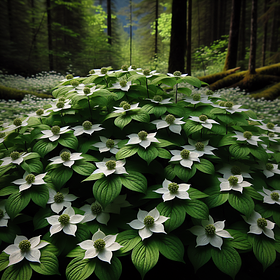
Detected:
[145,78,149,98]
[175,84,178,103]
[87,97,93,121]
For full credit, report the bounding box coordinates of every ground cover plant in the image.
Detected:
[0,66,280,280]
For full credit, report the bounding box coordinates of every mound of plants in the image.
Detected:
[0,66,280,280]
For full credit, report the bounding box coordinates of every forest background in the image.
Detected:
[0,0,279,78]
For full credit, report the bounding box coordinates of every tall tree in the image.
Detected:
[46,0,53,71]
[261,0,269,66]
[186,0,192,74]
[223,0,241,71]
[248,0,257,74]
[107,0,112,45]
[168,0,187,73]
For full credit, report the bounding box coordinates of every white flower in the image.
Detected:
[136,69,159,78]
[27,108,51,118]
[112,81,132,91]
[3,117,29,132]
[126,131,159,149]
[0,151,31,167]
[184,94,212,105]
[80,201,110,225]
[48,100,71,112]
[182,139,216,157]
[89,68,114,76]
[0,200,10,227]
[257,122,280,133]
[78,229,122,263]
[47,188,78,213]
[169,149,200,168]
[189,115,219,130]
[167,72,188,77]
[12,172,47,192]
[0,131,6,144]
[113,102,140,113]
[146,97,172,105]
[214,102,247,114]
[92,136,120,154]
[154,179,190,202]
[260,132,280,143]
[243,211,275,239]
[255,162,280,178]
[152,114,185,134]
[39,125,71,142]
[258,187,280,205]
[72,121,104,137]
[218,175,251,193]
[217,162,252,179]
[4,235,49,266]
[76,85,100,96]
[49,151,83,168]
[92,158,127,177]
[233,131,262,146]
[128,208,169,240]
[46,207,84,236]
[189,215,233,250]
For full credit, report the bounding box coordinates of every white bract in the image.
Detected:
[72,121,103,137]
[46,207,84,237]
[169,149,200,168]
[217,162,252,179]
[152,114,185,134]
[189,215,233,250]
[78,229,122,263]
[154,179,190,202]
[39,125,71,142]
[126,131,159,149]
[255,162,280,178]
[233,131,262,146]
[0,151,31,167]
[218,175,251,193]
[258,187,280,205]
[4,235,49,266]
[49,151,83,168]
[183,94,212,105]
[80,202,110,225]
[146,97,172,105]
[92,158,127,177]
[182,139,216,157]
[127,208,169,240]
[3,117,29,132]
[92,136,120,154]
[113,102,140,113]
[0,200,10,227]
[243,211,275,239]
[112,81,132,91]
[189,115,218,130]
[12,172,47,192]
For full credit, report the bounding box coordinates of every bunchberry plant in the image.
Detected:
[0,66,280,280]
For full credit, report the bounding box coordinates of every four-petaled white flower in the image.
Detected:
[243,211,275,239]
[3,117,29,132]
[39,125,72,142]
[189,115,219,130]
[112,81,132,91]
[48,99,71,112]
[49,151,83,168]
[80,201,110,225]
[152,114,185,134]
[0,199,10,227]
[257,121,280,133]
[217,162,252,179]
[167,72,188,78]
[182,139,216,157]
[12,172,47,192]
[113,102,140,113]
[92,136,120,154]
[72,121,103,137]
[218,174,251,193]
[4,235,49,266]
[128,208,169,240]
[255,162,280,178]
[154,179,191,202]
[169,149,200,168]
[189,215,233,250]
[233,131,262,146]
[47,188,78,213]
[258,187,280,205]
[92,158,127,177]
[214,102,247,114]
[136,69,159,78]
[0,151,31,167]
[146,97,172,105]
[126,131,159,149]
[184,94,212,105]
[78,229,122,263]
[46,207,84,236]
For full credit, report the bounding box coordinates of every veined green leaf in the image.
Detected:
[187,244,211,272]
[95,256,122,280]
[184,199,209,220]
[30,185,49,208]
[183,121,203,137]
[194,158,215,174]
[204,191,229,208]
[180,76,202,87]
[1,260,32,280]
[226,229,252,251]
[116,230,141,255]
[0,252,9,272]
[121,171,147,193]
[137,145,158,164]
[131,110,150,123]
[228,192,254,217]
[153,105,167,118]
[33,139,58,157]
[229,143,250,159]
[114,115,132,129]
[164,165,176,180]
[72,160,95,176]
[177,87,192,95]
[188,187,209,199]
[157,147,171,159]
[115,145,138,160]
[65,257,96,280]
[249,146,268,162]
[58,133,78,150]
[21,159,44,174]
[33,207,53,230]
[6,191,31,219]
[47,166,73,190]
[174,164,196,181]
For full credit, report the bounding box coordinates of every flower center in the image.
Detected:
[122,103,131,110]
[58,214,70,225]
[168,182,179,194]
[89,69,95,74]
[25,174,35,184]
[192,93,201,101]
[94,239,106,251]
[83,87,91,94]
[101,67,108,74]
[106,139,115,148]
[13,118,22,126]
[54,192,64,203]
[173,71,182,76]
[60,151,71,161]
[231,165,241,175]
[121,65,128,71]
[120,81,127,87]
[70,80,79,87]
[51,126,61,135]
[59,97,66,102]
[131,65,136,70]
[153,95,163,102]
[144,215,154,227]
[120,101,128,107]
[225,101,233,108]
[36,109,44,116]
[205,224,216,236]
[138,131,148,140]
[82,120,92,130]
[143,69,150,76]
[243,131,252,139]
[66,74,74,80]
[91,202,103,215]
[19,240,31,252]
[199,115,208,122]
[268,132,275,138]
[0,132,5,138]
[228,175,238,186]
[0,209,4,219]
[219,101,226,107]
[56,101,65,108]
[106,160,116,170]
[257,218,267,229]
[10,151,20,160]
[206,90,214,95]
[266,122,275,129]
[195,142,204,151]
[165,114,175,124]
[271,192,280,201]
[180,149,190,159]
[265,163,274,171]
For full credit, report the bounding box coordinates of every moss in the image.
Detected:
[250,82,280,100]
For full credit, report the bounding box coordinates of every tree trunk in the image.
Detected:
[248,0,257,74]
[261,0,268,66]
[129,0,132,65]
[168,0,187,73]
[223,0,241,71]
[238,0,246,63]
[46,0,53,71]
[107,0,112,45]
[155,0,158,56]
[186,0,192,75]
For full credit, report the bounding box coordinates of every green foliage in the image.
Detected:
[1,66,280,280]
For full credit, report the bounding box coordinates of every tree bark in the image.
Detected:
[186,0,192,75]
[248,0,257,74]
[107,0,112,45]
[46,0,53,71]
[261,0,268,66]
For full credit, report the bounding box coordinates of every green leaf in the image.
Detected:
[211,245,242,279]
[58,134,78,150]
[23,159,43,174]
[194,158,215,174]
[157,147,171,159]
[164,165,176,180]
[137,145,158,164]
[217,134,236,147]
[249,146,268,162]
[188,188,209,199]
[0,253,9,272]
[30,185,49,207]
[228,192,254,217]
[65,257,96,280]
[187,244,212,272]
[114,115,132,129]
[115,145,138,160]
[229,143,250,159]
[184,200,209,220]
[72,160,95,176]
[177,87,192,95]
[183,121,202,137]
[174,164,196,182]
[30,251,60,276]
[204,191,229,209]
[153,106,167,118]
[66,246,86,258]
[131,110,150,123]
[33,139,58,157]
[93,176,122,207]
[1,261,32,280]
[116,230,141,255]
[95,256,122,280]
[131,240,159,279]
[6,191,31,219]
[33,207,53,230]
[226,229,252,251]
[120,171,147,193]
[155,234,185,262]
[180,76,202,87]
[0,186,19,196]
[47,166,73,190]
